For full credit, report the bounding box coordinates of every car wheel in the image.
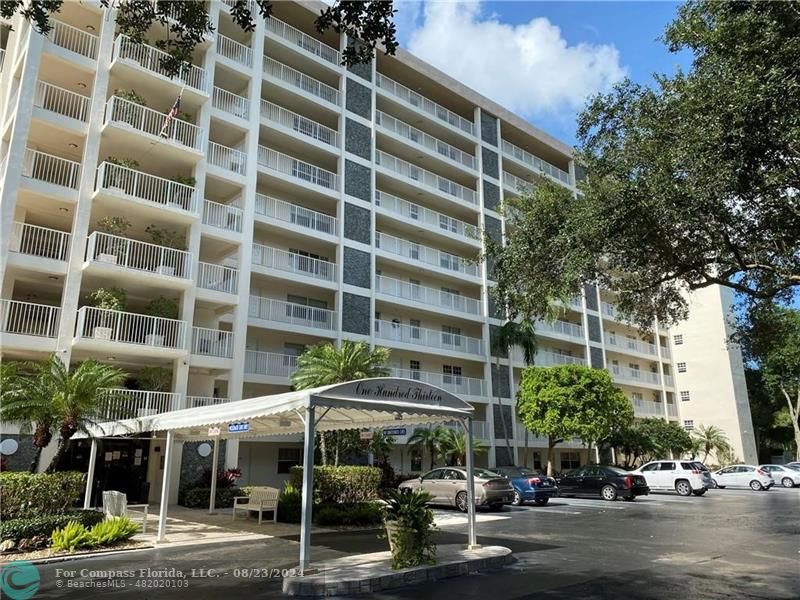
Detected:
[781,477,795,489]
[675,480,692,497]
[749,480,764,491]
[511,491,524,506]
[534,498,549,506]
[455,491,468,513]
[710,479,719,489]
[692,489,707,496]
[601,485,617,501]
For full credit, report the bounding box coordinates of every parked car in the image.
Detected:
[493,466,558,506]
[759,464,800,488]
[711,465,774,490]
[632,460,708,496]
[556,465,649,501]
[398,467,514,512]
[688,461,716,490]
[786,462,800,471]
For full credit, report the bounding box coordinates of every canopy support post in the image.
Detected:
[464,416,478,549]
[157,430,175,542]
[299,404,316,573]
[83,438,98,509]
[209,437,219,514]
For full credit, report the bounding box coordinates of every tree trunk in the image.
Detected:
[319,432,328,465]
[780,386,800,461]
[46,439,68,473]
[429,443,435,471]
[29,446,43,473]
[546,437,556,476]
[523,429,529,468]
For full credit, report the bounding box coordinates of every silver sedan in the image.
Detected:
[759,464,800,488]
[399,467,514,512]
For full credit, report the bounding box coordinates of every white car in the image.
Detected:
[759,464,800,488]
[711,465,774,491]
[632,460,708,496]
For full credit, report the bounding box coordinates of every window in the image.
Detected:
[677,362,687,373]
[409,279,422,300]
[684,419,694,431]
[286,294,328,323]
[631,392,643,402]
[442,364,462,385]
[277,448,302,474]
[410,360,421,380]
[680,391,691,402]
[410,243,420,260]
[289,248,330,278]
[408,203,419,220]
[421,469,443,481]
[283,343,305,368]
[641,463,660,472]
[673,334,684,345]
[442,325,461,347]
[411,454,422,472]
[440,286,460,308]
[410,319,421,339]
[560,452,581,471]
[659,462,676,471]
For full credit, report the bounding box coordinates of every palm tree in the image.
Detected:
[408,426,449,470]
[291,340,390,465]
[692,424,731,463]
[441,428,489,466]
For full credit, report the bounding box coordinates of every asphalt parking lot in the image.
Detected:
[31,486,800,599]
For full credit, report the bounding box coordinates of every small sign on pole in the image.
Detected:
[208,426,221,437]
[359,430,373,441]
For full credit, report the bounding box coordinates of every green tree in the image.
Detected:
[691,425,731,463]
[408,426,449,471]
[603,423,656,468]
[638,418,694,459]
[517,364,634,475]
[440,428,489,467]
[745,369,794,461]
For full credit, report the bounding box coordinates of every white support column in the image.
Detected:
[464,416,478,549]
[299,405,316,572]
[157,430,175,542]
[654,318,671,421]
[83,438,98,509]
[208,437,220,514]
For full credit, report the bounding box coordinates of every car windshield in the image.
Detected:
[473,468,503,479]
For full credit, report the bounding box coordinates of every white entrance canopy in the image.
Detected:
[79,378,480,570]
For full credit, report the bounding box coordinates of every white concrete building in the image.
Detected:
[0,1,756,500]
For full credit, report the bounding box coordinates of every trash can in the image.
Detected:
[102,490,128,518]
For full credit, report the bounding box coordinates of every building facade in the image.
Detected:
[0,1,755,498]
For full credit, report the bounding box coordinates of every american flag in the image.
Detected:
[159,92,182,138]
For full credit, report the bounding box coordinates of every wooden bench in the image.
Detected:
[232,486,279,524]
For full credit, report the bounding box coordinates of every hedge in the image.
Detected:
[179,487,240,509]
[289,465,381,504]
[314,503,383,527]
[0,511,105,544]
[0,472,85,520]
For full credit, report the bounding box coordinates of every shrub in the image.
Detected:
[179,487,240,509]
[0,472,86,520]
[200,468,242,489]
[289,465,381,504]
[0,511,105,544]
[314,503,384,527]
[384,490,436,570]
[51,521,93,552]
[88,516,139,546]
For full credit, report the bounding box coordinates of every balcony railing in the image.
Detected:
[610,366,662,386]
[76,306,188,350]
[374,319,484,356]
[99,389,180,420]
[606,335,658,357]
[375,73,473,135]
[106,95,202,150]
[664,374,674,387]
[213,86,249,119]
[667,403,678,417]
[10,222,70,261]
[49,20,98,59]
[197,261,239,294]
[375,275,480,316]
[244,349,298,379]
[632,398,666,418]
[263,56,339,106]
[601,302,618,319]
[257,146,338,190]
[85,231,192,280]
[537,319,584,340]
[35,81,90,122]
[376,111,475,169]
[265,16,340,65]
[389,367,486,397]
[533,350,587,367]
[187,396,231,408]
[22,148,81,189]
[254,193,336,235]
[441,420,490,440]
[191,326,234,358]
[95,161,198,213]
[501,139,570,185]
[375,151,476,205]
[249,296,336,331]
[217,34,253,67]
[208,141,247,175]
[0,299,60,338]
[375,232,479,277]
[503,171,534,195]
[251,244,336,282]
[261,100,339,148]
[375,190,478,241]
[114,35,209,94]
[203,199,243,232]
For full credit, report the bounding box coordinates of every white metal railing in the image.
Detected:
[99,389,180,420]
[217,34,253,66]
[254,193,337,235]
[75,306,188,350]
[610,366,662,386]
[197,261,239,294]
[667,403,678,417]
[265,16,339,65]
[374,319,484,356]
[664,374,674,387]
[632,398,665,418]
[244,350,298,379]
[661,345,671,359]
[605,334,658,357]
[503,171,535,195]
[251,244,336,282]
[35,81,90,121]
[257,146,338,190]
[375,151,476,204]
[114,35,209,93]
[389,367,486,397]
[85,231,192,279]
[208,141,247,175]
[532,350,587,367]
[187,396,231,408]
[441,420,490,440]
[601,302,618,319]
[501,139,571,185]
[261,100,338,147]
[263,56,339,106]
[376,111,475,169]
[191,326,234,358]
[375,73,473,135]
[49,20,98,59]
[0,299,60,338]
[249,296,335,331]
[213,86,249,118]
[374,190,478,241]
[221,0,254,11]
[106,95,201,150]
[22,148,81,189]
[375,275,480,316]
[10,222,70,261]
[375,232,479,277]
[203,199,243,232]
[95,161,198,213]
[537,319,584,339]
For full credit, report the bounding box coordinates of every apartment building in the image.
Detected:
[0,1,754,499]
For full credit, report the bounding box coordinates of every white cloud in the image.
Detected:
[405,1,626,119]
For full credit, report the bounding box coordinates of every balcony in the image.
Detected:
[374,319,484,357]
[376,111,475,170]
[667,403,678,417]
[632,398,667,418]
[75,306,188,351]
[263,56,339,107]
[375,190,479,244]
[191,326,234,358]
[85,231,193,281]
[217,34,253,67]
[601,302,618,319]
[213,86,249,119]
[34,81,91,123]
[252,244,337,283]
[10,222,70,262]
[257,146,338,191]
[261,100,339,149]
[187,396,231,408]
[113,35,209,95]
[48,20,98,60]
[244,349,298,379]
[22,149,81,190]
[610,365,662,386]
[533,350,587,367]
[197,262,239,295]
[249,296,336,332]
[375,151,477,206]
[208,141,247,176]
[265,16,340,66]
[389,367,486,398]
[203,199,243,233]
[375,73,473,136]
[501,139,571,186]
[536,319,584,341]
[375,275,481,317]
[105,95,202,152]
[255,193,336,236]
[503,171,534,195]
[95,161,199,215]
[375,232,479,278]
[605,334,659,358]
[441,421,490,440]
[0,299,61,339]
[99,389,181,420]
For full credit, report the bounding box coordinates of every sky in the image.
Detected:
[392,0,691,148]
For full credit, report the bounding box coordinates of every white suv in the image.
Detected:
[633,460,708,496]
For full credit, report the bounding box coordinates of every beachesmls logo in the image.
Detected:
[0,560,40,599]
